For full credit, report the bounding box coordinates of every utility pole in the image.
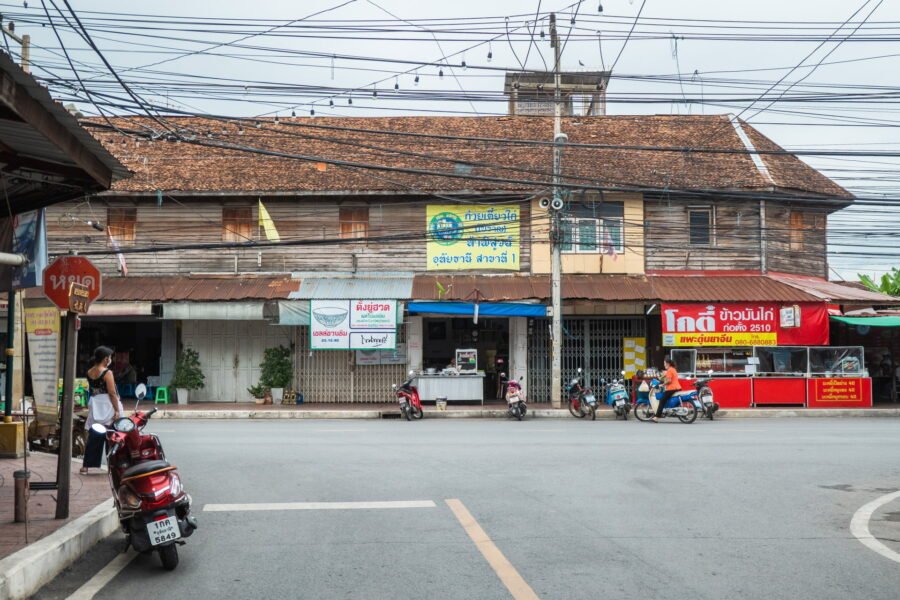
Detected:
[1,20,31,73]
[549,14,566,409]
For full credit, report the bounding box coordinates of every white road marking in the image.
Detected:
[446,499,540,600]
[66,551,137,600]
[850,489,900,564]
[203,500,436,512]
[313,428,368,432]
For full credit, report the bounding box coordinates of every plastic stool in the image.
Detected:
[154,387,169,404]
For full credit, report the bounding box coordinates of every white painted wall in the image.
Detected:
[407,316,423,372]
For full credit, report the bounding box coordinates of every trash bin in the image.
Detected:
[436,396,447,411]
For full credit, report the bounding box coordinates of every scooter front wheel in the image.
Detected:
[568,399,585,418]
[677,401,698,424]
[401,405,411,421]
[158,543,179,570]
[633,403,653,422]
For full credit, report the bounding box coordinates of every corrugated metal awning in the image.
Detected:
[86,302,154,317]
[291,273,414,299]
[161,302,266,320]
[101,276,300,302]
[768,274,897,304]
[649,275,820,303]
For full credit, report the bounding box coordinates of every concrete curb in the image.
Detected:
[0,500,118,600]
[157,407,900,420]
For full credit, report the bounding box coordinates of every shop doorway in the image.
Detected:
[77,319,162,394]
[422,317,509,401]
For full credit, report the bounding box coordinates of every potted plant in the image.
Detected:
[258,345,292,403]
[247,383,267,405]
[169,347,205,405]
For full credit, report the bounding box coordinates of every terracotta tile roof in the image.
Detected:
[84,115,851,199]
[99,275,299,302]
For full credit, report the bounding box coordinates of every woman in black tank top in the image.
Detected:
[81,346,122,474]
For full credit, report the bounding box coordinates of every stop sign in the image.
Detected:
[43,256,102,310]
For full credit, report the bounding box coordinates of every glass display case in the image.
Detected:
[808,346,865,377]
[669,348,753,376]
[753,347,809,376]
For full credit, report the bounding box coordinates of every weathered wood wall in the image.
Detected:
[764,204,828,278]
[46,196,531,276]
[644,196,831,277]
[644,196,764,272]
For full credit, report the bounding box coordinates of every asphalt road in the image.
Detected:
[35,417,900,600]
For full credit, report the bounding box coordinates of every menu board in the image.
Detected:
[456,348,478,373]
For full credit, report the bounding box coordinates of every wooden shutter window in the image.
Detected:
[107,207,136,246]
[789,211,805,252]
[339,207,369,240]
[223,207,253,242]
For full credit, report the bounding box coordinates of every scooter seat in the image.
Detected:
[672,390,694,398]
[121,459,171,479]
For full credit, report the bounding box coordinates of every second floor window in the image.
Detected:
[689,208,714,247]
[223,207,253,242]
[107,207,136,246]
[340,207,369,240]
[561,217,624,254]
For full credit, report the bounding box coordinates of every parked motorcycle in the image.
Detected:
[602,371,632,420]
[566,368,598,420]
[694,377,719,420]
[633,376,698,424]
[93,384,197,570]
[393,370,423,421]
[501,373,528,420]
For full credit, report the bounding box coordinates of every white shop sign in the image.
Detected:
[311,299,397,350]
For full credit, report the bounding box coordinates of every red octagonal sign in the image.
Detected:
[43,256,102,310]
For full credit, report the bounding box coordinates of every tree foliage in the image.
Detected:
[858,268,900,297]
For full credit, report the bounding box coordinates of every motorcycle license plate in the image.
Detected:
[147,515,181,546]
[701,395,713,404]
[615,398,625,406]
[583,395,596,404]
[507,394,520,404]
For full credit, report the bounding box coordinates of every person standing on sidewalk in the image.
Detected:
[652,357,681,423]
[80,346,123,474]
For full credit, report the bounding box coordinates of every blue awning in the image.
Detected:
[407,301,547,318]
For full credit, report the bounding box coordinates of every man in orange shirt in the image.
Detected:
[653,357,682,422]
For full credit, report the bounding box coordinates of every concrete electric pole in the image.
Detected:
[549,14,565,409]
[1,20,31,74]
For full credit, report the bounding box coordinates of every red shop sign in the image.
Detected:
[661,303,828,347]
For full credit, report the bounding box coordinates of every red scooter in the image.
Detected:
[92,384,197,570]
[393,370,423,421]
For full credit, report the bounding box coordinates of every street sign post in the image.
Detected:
[40,257,102,518]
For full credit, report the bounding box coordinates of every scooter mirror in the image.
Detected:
[499,372,506,378]
[90,423,107,435]
[621,370,626,376]
[392,384,398,390]
[577,367,583,373]
[519,376,524,381]
[407,369,415,377]
[135,383,147,400]
[708,369,713,376]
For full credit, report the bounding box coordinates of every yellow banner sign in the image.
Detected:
[664,332,778,347]
[426,205,520,271]
[623,337,646,378]
[24,307,61,423]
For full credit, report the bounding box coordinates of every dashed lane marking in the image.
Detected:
[446,499,541,600]
[850,489,900,564]
[66,550,137,600]
[203,500,436,512]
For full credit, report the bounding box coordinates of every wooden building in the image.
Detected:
[44,114,891,403]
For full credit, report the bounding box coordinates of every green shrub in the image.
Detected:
[169,347,205,391]
[259,345,293,389]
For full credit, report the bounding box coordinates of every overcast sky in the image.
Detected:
[8,0,899,280]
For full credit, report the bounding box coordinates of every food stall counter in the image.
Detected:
[679,377,753,409]
[415,371,485,402]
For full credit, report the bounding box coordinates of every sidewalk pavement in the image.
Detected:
[0,452,117,600]
[153,401,900,419]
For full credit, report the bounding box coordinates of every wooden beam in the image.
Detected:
[0,73,112,188]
